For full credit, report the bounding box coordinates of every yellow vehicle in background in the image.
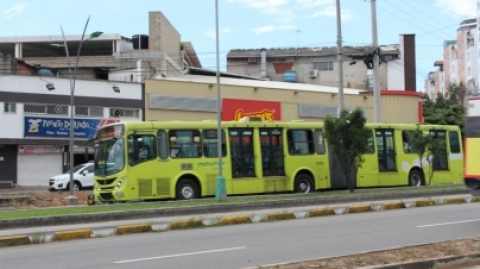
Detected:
[92,118,463,202]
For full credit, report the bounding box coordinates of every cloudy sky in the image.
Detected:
[0,0,476,91]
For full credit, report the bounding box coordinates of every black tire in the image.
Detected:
[67,181,82,192]
[409,170,424,187]
[294,174,313,193]
[176,178,199,200]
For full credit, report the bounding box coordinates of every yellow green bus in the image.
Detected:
[92,119,463,202]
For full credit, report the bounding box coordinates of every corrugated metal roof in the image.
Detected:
[152,74,364,95]
[227,45,400,58]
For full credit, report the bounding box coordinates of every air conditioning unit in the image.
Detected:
[309,69,318,78]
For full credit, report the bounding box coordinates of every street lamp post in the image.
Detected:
[215,0,226,201]
[50,15,103,203]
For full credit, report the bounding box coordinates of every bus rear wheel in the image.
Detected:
[176,178,199,200]
[409,170,424,187]
[294,174,313,193]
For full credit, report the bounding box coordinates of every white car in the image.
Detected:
[48,162,94,192]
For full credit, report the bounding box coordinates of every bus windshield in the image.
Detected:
[95,137,125,177]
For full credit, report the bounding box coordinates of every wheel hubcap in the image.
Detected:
[182,186,193,199]
[411,175,420,186]
[300,181,310,193]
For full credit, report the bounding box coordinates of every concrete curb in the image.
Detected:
[167,219,204,230]
[50,229,92,242]
[360,253,480,269]
[264,212,296,221]
[0,235,31,247]
[219,215,252,225]
[113,224,153,235]
[0,188,469,230]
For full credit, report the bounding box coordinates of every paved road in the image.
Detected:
[2,203,480,269]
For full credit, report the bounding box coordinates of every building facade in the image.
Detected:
[144,75,423,125]
[0,75,143,188]
[226,34,417,92]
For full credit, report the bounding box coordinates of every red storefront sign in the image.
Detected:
[222,98,281,121]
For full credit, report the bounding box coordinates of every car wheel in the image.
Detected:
[67,182,82,192]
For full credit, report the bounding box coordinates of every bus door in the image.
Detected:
[357,129,379,187]
[429,130,450,183]
[447,130,463,182]
[228,128,259,194]
[375,129,398,186]
[259,128,287,192]
[127,133,158,198]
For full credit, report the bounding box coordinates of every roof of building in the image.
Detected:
[181,42,202,68]
[0,33,131,43]
[187,67,263,80]
[227,45,400,58]
[434,60,443,66]
[152,74,364,95]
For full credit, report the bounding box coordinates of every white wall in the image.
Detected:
[386,59,405,90]
[0,75,142,100]
[468,99,480,116]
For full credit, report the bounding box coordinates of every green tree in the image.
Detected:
[324,108,370,192]
[423,82,466,134]
[407,125,447,186]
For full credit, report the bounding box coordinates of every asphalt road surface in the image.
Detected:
[2,203,480,269]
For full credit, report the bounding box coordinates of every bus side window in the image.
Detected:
[314,129,325,154]
[202,130,227,158]
[169,130,202,158]
[366,130,375,153]
[157,130,169,159]
[128,135,156,166]
[287,130,314,155]
[449,131,461,153]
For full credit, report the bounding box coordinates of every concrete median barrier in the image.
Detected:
[219,215,252,225]
[51,229,93,242]
[382,202,406,210]
[0,235,31,247]
[415,199,436,207]
[306,208,335,218]
[113,224,153,235]
[167,219,205,230]
[264,212,296,221]
[443,197,467,204]
[347,205,372,214]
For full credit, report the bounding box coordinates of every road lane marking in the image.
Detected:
[113,246,247,264]
[417,219,480,228]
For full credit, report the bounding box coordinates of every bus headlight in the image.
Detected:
[114,177,126,190]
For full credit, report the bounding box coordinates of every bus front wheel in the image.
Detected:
[409,170,424,187]
[176,178,199,200]
[294,174,313,193]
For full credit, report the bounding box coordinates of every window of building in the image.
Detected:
[24,104,68,115]
[287,130,314,155]
[4,102,16,113]
[169,130,202,158]
[267,57,287,62]
[110,108,140,118]
[75,106,104,117]
[202,130,226,158]
[313,61,334,71]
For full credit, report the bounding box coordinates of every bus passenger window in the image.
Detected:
[169,130,202,158]
[449,131,460,153]
[157,130,169,159]
[287,130,314,155]
[366,131,375,153]
[202,130,226,158]
[314,129,325,154]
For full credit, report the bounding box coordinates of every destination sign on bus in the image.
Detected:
[96,125,124,139]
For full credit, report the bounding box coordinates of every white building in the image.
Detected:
[0,75,143,188]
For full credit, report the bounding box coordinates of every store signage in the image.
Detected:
[24,117,119,139]
[18,145,63,154]
[222,98,281,121]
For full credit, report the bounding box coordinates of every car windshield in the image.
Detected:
[66,164,86,174]
[94,137,125,177]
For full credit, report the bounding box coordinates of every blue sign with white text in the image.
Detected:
[24,116,116,139]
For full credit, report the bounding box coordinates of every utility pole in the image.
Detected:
[371,0,382,122]
[296,30,301,57]
[336,0,344,116]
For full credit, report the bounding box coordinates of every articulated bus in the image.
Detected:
[92,119,463,202]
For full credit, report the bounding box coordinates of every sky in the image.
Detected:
[0,0,477,92]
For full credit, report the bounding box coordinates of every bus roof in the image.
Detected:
[104,119,460,132]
